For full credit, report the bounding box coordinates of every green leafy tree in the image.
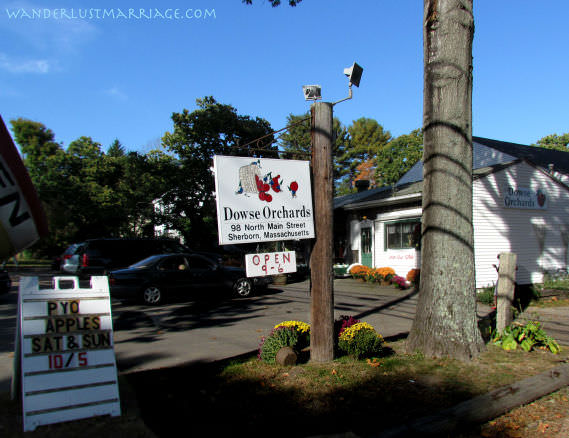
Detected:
[113,150,180,238]
[10,119,71,255]
[162,96,276,247]
[279,112,349,192]
[107,139,126,157]
[532,133,569,152]
[11,119,180,256]
[375,129,423,187]
[278,113,312,160]
[340,117,392,179]
[10,118,64,192]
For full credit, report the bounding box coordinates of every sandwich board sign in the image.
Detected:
[15,276,120,431]
[213,155,314,245]
[0,115,48,260]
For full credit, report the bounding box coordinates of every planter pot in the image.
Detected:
[272,274,287,285]
[380,280,391,286]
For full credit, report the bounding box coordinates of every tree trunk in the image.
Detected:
[407,0,485,360]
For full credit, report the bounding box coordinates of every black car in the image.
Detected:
[108,253,270,305]
[63,238,189,277]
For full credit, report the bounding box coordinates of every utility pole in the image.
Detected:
[310,101,335,362]
[305,62,362,363]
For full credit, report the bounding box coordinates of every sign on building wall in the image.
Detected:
[245,251,297,277]
[504,186,548,210]
[16,276,120,432]
[214,156,315,245]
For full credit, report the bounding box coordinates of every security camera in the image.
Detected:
[302,85,322,101]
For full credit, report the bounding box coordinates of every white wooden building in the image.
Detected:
[334,137,569,288]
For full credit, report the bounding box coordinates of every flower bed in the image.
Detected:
[259,316,386,363]
[349,265,401,286]
[406,268,420,285]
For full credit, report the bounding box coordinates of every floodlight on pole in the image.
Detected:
[334,61,364,106]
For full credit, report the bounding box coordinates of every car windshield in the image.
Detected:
[129,255,162,269]
[63,244,78,256]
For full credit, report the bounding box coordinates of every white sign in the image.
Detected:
[504,186,547,210]
[245,251,297,277]
[213,155,315,245]
[16,276,120,432]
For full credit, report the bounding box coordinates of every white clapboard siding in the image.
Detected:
[473,161,569,288]
[374,209,422,278]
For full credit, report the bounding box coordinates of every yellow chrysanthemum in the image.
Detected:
[339,322,382,342]
[274,320,311,334]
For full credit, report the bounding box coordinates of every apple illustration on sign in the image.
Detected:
[288,181,298,198]
[537,189,546,207]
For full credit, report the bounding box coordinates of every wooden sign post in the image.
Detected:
[310,102,335,362]
[496,252,517,333]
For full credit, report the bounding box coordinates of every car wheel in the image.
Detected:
[142,285,163,305]
[233,278,253,297]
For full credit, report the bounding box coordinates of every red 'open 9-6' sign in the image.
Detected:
[245,251,296,277]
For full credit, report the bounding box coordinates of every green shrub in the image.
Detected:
[492,321,560,354]
[476,286,495,306]
[338,322,384,359]
[258,327,300,364]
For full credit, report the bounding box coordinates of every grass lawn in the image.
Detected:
[3,276,568,437]
[3,339,569,438]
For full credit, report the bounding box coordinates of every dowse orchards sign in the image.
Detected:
[504,186,548,210]
[214,156,314,245]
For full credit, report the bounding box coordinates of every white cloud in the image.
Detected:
[105,86,128,102]
[0,53,50,73]
[2,1,98,54]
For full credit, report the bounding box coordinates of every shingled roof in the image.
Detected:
[398,137,569,185]
[335,137,569,210]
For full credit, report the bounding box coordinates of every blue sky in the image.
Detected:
[1,1,568,153]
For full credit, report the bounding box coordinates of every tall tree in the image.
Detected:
[407,0,485,360]
[375,129,423,187]
[107,139,126,157]
[340,117,391,178]
[532,133,569,152]
[10,119,71,255]
[279,112,349,190]
[162,96,276,247]
[11,119,180,256]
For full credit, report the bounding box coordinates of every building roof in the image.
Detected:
[398,137,569,185]
[335,181,423,210]
[336,137,569,210]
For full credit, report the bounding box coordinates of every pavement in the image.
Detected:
[2,274,569,396]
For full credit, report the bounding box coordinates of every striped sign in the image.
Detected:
[17,276,120,432]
